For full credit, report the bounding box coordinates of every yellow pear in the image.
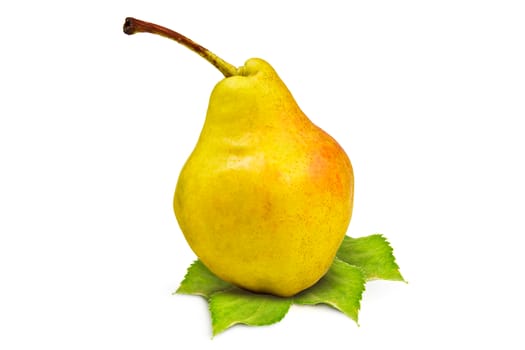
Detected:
[124,18,354,297]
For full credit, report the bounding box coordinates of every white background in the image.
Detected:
[1,1,524,348]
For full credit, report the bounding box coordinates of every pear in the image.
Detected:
[124,18,354,297]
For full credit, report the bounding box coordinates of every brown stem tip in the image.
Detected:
[123,17,137,35]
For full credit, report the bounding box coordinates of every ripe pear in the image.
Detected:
[124,18,354,297]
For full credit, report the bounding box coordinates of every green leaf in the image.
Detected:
[209,288,292,336]
[175,234,405,335]
[294,258,366,323]
[176,260,233,297]
[337,234,405,281]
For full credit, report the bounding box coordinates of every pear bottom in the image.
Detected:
[174,146,353,297]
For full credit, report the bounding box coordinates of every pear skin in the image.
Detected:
[174,59,353,297]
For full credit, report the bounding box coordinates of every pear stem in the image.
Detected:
[123,17,238,77]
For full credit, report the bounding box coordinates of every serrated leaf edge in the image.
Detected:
[293,260,367,325]
[174,260,233,297]
[370,234,406,282]
[174,260,200,295]
[338,234,406,282]
[209,288,292,336]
